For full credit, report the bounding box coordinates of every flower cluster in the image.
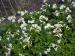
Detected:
[0,2,73,56]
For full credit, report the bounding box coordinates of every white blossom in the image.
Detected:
[30,12,34,14]
[58,21,64,24]
[55,33,63,38]
[62,0,64,2]
[8,16,16,22]
[57,39,61,43]
[28,20,35,23]
[23,37,30,43]
[44,23,51,29]
[50,25,55,28]
[0,36,2,41]
[0,19,1,23]
[44,51,48,54]
[46,48,51,52]
[52,4,57,9]
[44,48,51,54]
[6,37,10,41]
[54,10,60,16]
[18,18,24,23]
[20,11,25,16]
[43,0,47,3]
[53,28,62,33]
[54,47,58,51]
[60,5,66,9]
[54,24,63,28]
[66,15,72,23]
[72,2,75,7]
[8,43,12,48]
[66,25,70,30]
[19,53,24,56]
[51,43,57,48]
[39,15,48,21]
[32,24,41,32]
[12,19,15,23]
[23,45,26,49]
[24,10,28,13]
[65,7,71,13]
[5,48,11,56]
[43,9,46,12]
[0,17,5,23]
[18,11,21,14]
[20,22,27,30]
[48,4,50,7]
[42,5,45,8]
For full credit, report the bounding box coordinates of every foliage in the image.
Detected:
[0,1,75,56]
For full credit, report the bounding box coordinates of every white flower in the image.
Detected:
[54,47,58,51]
[32,24,38,28]
[21,11,25,16]
[62,0,64,2]
[44,23,51,29]
[32,24,41,32]
[66,25,70,30]
[43,0,47,3]
[48,4,50,7]
[51,43,57,48]
[23,45,26,49]
[24,10,28,13]
[19,53,24,56]
[20,36,24,40]
[42,5,45,8]
[60,5,66,9]
[23,32,28,37]
[54,10,60,16]
[8,43,12,48]
[55,33,63,38]
[12,19,15,23]
[54,24,63,28]
[55,12,60,16]
[1,17,5,21]
[0,36,2,41]
[67,15,72,19]
[65,7,71,13]
[57,39,61,43]
[6,37,10,40]
[23,37,30,43]
[0,19,1,23]
[53,28,62,33]
[67,0,71,2]
[66,15,72,23]
[8,16,12,21]
[51,25,55,28]
[30,12,33,14]
[28,20,35,23]
[43,48,51,54]
[39,15,48,21]
[43,9,46,12]
[58,21,64,24]
[72,2,75,7]
[5,49,11,56]
[52,4,57,9]
[53,29,57,33]
[51,43,58,51]
[18,11,21,14]
[46,48,51,52]
[8,16,16,21]
[20,22,27,30]
[18,18,24,23]
[44,51,48,54]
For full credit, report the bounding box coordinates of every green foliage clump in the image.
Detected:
[0,2,75,56]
